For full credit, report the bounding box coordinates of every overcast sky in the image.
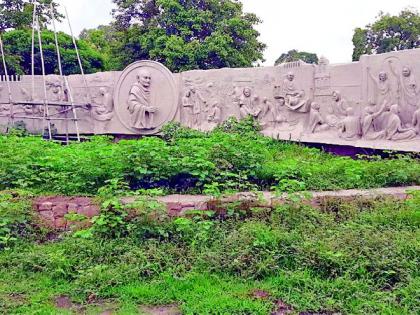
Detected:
[56,0,419,66]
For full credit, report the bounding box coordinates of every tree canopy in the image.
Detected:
[103,0,266,72]
[352,9,420,61]
[0,29,106,75]
[274,49,319,66]
[0,0,62,32]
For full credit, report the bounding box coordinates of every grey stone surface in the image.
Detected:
[1,49,420,151]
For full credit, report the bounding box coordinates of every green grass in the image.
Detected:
[0,190,419,314]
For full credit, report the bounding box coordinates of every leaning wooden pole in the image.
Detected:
[36,17,53,140]
[31,3,37,100]
[51,3,77,143]
[0,33,14,132]
[64,6,92,107]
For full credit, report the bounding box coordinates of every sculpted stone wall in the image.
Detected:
[1,49,419,151]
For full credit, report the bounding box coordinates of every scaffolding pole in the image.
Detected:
[36,17,53,140]
[64,6,92,107]
[31,3,37,100]
[0,32,14,132]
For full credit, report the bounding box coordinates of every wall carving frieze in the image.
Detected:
[0,49,419,152]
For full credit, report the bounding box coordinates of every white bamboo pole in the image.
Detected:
[0,32,14,132]
[36,17,52,140]
[64,6,92,106]
[31,3,37,100]
[0,35,12,105]
[50,3,69,143]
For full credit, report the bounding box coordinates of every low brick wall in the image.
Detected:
[34,186,420,229]
[34,196,100,229]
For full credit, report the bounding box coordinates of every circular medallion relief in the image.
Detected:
[114,60,178,135]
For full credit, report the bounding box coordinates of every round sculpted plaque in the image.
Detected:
[114,61,178,134]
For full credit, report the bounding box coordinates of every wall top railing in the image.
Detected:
[0,75,22,82]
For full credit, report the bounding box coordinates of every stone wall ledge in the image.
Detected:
[33,186,420,229]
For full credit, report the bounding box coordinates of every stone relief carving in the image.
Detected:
[239,87,260,119]
[385,104,417,141]
[182,80,206,129]
[367,67,394,107]
[339,107,361,141]
[114,60,178,135]
[413,106,420,134]
[127,69,157,130]
[46,77,66,102]
[281,72,311,113]
[0,49,419,151]
[307,102,329,133]
[92,87,114,121]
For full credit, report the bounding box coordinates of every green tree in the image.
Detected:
[0,29,106,75]
[109,0,266,72]
[274,49,319,66]
[79,25,121,70]
[0,0,62,31]
[352,9,420,61]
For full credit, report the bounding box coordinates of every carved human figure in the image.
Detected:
[325,105,340,128]
[93,87,114,120]
[367,67,394,108]
[207,101,222,124]
[264,96,288,128]
[281,72,311,112]
[332,91,348,117]
[182,87,205,128]
[47,78,64,102]
[307,102,328,133]
[127,69,157,129]
[385,104,416,141]
[361,106,386,140]
[389,61,419,107]
[412,106,420,134]
[239,87,260,118]
[389,61,419,124]
[339,107,361,140]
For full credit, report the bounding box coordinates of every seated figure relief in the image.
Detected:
[307,102,329,133]
[361,105,386,140]
[281,72,311,113]
[339,107,361,140]
[385,104,416,141]
[259,97,287,129]
[412,106,420,135]
[92,87,114,121]
[239,87,260,119]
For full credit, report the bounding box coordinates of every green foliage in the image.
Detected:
[0,121,419,195]
[0,0,62,32]
[0,190,37,250]
[274,49,319,65]
[97,0,266,72]
[352,9,420,61]
[79,24,122,71]
[0,28,106,75]
[0,195,419,313]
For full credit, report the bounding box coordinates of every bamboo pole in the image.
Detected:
[36,17,53,140]
[0,32,14,131]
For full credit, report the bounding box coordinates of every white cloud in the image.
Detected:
[55,0,419,65]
